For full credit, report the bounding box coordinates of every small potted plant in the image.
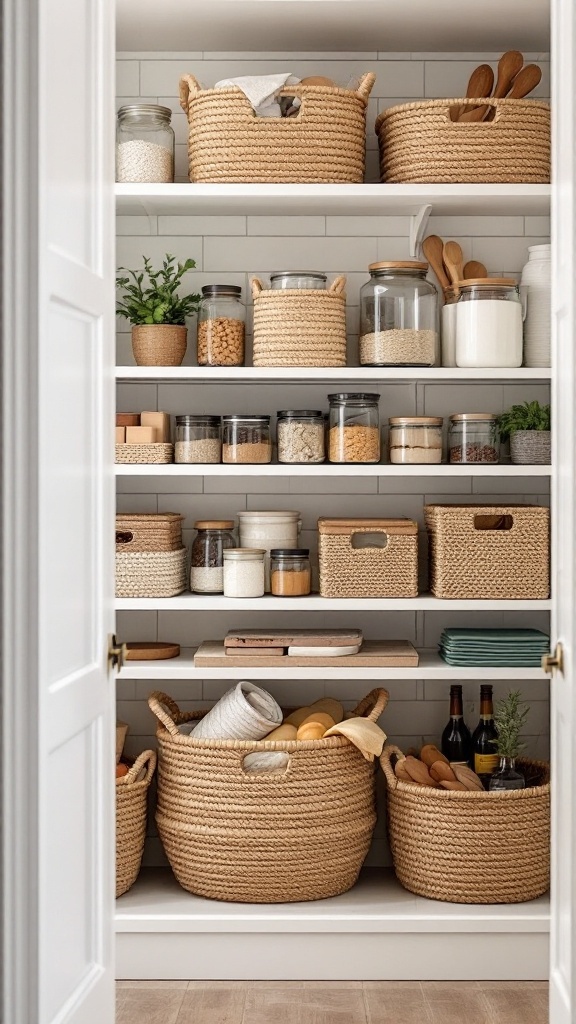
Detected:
[116,255,201,366]
[497,400,551,465]
[488,690,530,791]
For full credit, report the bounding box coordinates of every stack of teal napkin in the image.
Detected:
[439,629,550,667]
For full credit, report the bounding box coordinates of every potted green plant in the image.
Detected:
[116,255,201,366]
[488,690,530,791]
[497,400,551,465]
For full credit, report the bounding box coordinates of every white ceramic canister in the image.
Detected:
[520,244,551,368]
[455,278,523,368]
[237,510,302,592]
[441,290,458,367]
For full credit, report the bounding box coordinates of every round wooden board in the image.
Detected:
[125,642,180,661]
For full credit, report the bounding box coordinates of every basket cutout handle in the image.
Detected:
[351,531,388,551]
[251,277,264,299]
[443,97,504,125]
[148,691,182,736]
[124,749,157,785]
[474,514,513,532]
[329,275,347,296]
[179,74,202,114]
[352,687,389,722]
[116,530,134,545]
[240,751,291,777]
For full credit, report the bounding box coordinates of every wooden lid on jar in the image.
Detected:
[449,413,498,421]
[458,277,517,288]
[369,261,428,272]
[389,417,443,426]
[194,520,235,529]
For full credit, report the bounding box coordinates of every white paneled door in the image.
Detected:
[3,0,116,1020]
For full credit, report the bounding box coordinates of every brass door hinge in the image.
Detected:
[108,634,128,673]
[542,642,564,675]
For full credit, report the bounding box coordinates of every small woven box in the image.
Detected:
[425,504,550,599]
[115,513,183,553]
[251,277,347,367]
[318,518,419,598]
[115,443,174,465]
[115,548,188,598]
[116,750,156,898]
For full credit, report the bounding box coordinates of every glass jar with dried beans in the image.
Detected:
[359,261,439,366]
[270,549,311,597]
[222,415,272,464]
[448,413,500,464]
[276,410,325,464]
[175,415,221,464]
[328,393,381,464]
[197,285,245,366]
[190,521,236,594]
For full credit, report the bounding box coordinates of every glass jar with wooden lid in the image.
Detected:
[359,261,439,366]
[448,413,499,464]
[389,417,443,465]
[190,521,236,593]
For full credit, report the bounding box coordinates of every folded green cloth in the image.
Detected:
[439,628,549,667]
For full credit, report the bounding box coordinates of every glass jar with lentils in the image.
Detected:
[448,413,500,464]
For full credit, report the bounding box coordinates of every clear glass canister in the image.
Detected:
[455,279,523,368]
[223,548,266,598]
[359,261,439,366]
[222,415,272,464]
[389,417,443,465]
[190,521,236,593]
[270,549,311,597]
[175,415,221,464]
[441,288,458,367]
[269,271,327,290]
[328,393,381,464]
[276,410,325,464]
[197,285,245,366]
[449,413,500,464]
[116,104,174,183]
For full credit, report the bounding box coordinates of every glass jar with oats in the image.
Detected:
[359,261,439,366]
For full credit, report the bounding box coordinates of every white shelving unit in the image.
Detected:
[115,462,551,478]
[116,365,552,382]
[116,594,552,612]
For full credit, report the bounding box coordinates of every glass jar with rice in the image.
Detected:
[359,261,439,366]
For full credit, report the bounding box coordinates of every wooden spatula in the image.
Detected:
[422,235,450,292]
[463,260,488,279]
[456,64,494,122]
[507,64,542,99]
[443,240,464,287]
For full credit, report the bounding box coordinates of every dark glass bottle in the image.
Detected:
[472,684,499,787]
[441,684,472,765]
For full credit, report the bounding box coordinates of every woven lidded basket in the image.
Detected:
[116,750,156,898]
[179,73,375,183]
[318,518,419,598]
[115,443,174,465]
[115,513,183,552]
[148,687,388,903]
[425,504,550,599]
[251,276,347,367]
[381,745,550,904]
[115,548,188,598]
[376,98,550,184]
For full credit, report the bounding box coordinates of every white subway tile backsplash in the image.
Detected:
[116,234,203,270]
[426,216,525,237]
[247,216,326,237]
[471,236,549,271]
[158,215,246,236]
[116,60,140,95]
[204,236,378,272]
[326,216,409,237]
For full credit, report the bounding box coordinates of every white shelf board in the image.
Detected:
[118,647,547,681]
[115,365,552,383]
[115,462,551,478]
[115,183,551,219]
[116,594,552,611]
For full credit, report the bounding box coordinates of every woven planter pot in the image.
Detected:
[116,750,156,898]
[148,688,388,903]
[251,276,347,367]
[376,98,550,184]
[179,74,375,183]
[131,325,187,366]
[381,745,550,904]
[510,430,551,465]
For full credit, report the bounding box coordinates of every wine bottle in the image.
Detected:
[472,684,499,785]
[441,684,472,765]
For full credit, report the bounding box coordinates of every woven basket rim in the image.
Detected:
[381,746,550,799]
[376,96,550,129]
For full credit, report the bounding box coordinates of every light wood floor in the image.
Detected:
[116,980,548,1024]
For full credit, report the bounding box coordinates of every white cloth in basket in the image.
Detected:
[214,73,300,117]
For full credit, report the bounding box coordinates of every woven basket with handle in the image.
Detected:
[148,687,388,903]
[376,98,550,184]
[381,744,550,904]
[116,749,157,898]
[318,518,419,598]
[251,276,347,367]
[179,73,375,183]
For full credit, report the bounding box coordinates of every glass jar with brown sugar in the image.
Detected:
[270,549,311,597]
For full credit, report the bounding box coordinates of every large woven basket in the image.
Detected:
[381,745,550,904]
[115,513,183,552]
[179,73,375,183]
[251,276,347,367]
[148,687,388,903]
[115,548,188,598]
[318,518,419,598]
[116,750,156,898]
[376,98,550,183]
[425,504,550,599]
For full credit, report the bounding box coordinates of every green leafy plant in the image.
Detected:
[497,400,551,442]
[490,690,530,759]
[116,255,201,325]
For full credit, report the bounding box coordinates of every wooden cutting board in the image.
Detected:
[224,628,363,649]
[196,640,418,667]
[125,642,180,661]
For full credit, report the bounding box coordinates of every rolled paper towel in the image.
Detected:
[186,681,283,740]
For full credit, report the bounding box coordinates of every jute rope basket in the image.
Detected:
[251,276,347,367]
[115,443,174,465]
[115,513,183,552]
[116,749,156,898]
[148,687,388,903]
[376,98,550,183]
[115,548,188,598]
[381,745,550,904]
[318,519,419,598]
[179,73,375,183]
[425,504,550,600]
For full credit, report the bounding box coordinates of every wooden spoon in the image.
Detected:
[422,235,450,292]
[443,240,464,288]
[463,260,487,279]
[493,50,524,98]
[507,63,542,100]
[456,64,494,122]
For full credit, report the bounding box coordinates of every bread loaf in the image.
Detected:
[430,760,457,783]
[404,756,437,787]
[439,780,468,791]
[420,744,449,768]
[297,722,326,741]
[452,764,484,791]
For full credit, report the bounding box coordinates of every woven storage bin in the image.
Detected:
[115,513,183,552]
[115,443,174,465]
[179,74,375,184]
[115,548,188,598]
[425,504,550,599]
[381,745,550,904]
[251,277,347,367]
[376,98,550,184]
[318,518,419,598]
[148,687,388,903]
[116,750,156,898]
[510,431,551,465]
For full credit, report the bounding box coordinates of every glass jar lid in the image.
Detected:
[201,285,242,297]
[277,410,323,420]
[223,548,266,560]
[389,416,443,426]
[270,271,327,284]
[449,413,498,422]
[270,548,310,558]
[117,103,172,124]
[458,277,517,290]
[194,520,235,530]
[368,261,428,274]
[328,393,380,404]
[176,414,221,424]
[222,414,271,423]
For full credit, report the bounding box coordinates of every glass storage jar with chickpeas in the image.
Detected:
[328,394,381,464]
[197,285,245,366]
[359,261,439,366]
